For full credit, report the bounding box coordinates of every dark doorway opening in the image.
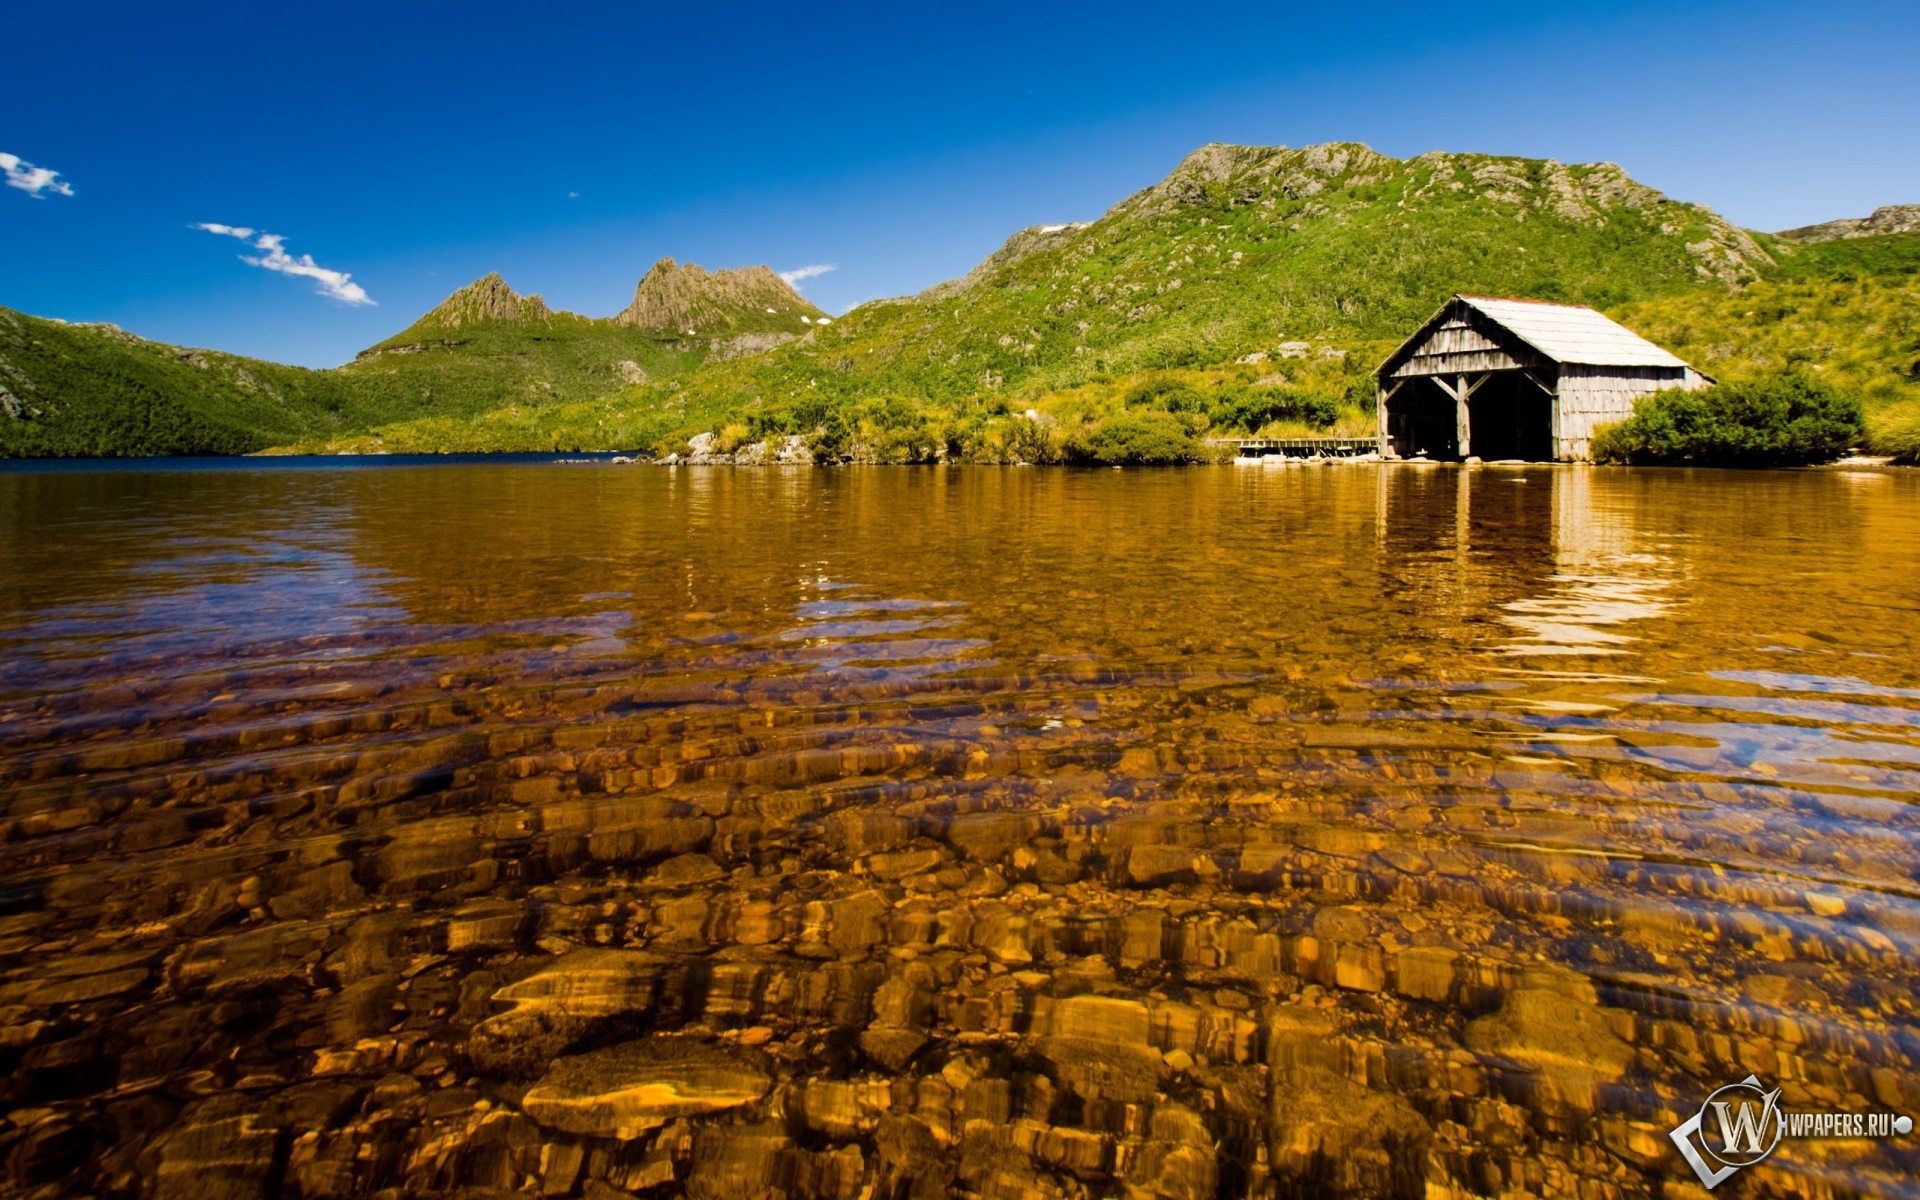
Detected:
[1466,373,1553,461]
[1386,373,1556,462]
[1385,378,1458,459]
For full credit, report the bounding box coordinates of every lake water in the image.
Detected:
[1,461,1917,1199]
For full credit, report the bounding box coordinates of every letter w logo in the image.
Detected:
[1712,1087,1783,1157]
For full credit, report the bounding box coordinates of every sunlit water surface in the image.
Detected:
[1,462,1917,1200]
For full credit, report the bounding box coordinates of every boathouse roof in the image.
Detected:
[1379,295,1691,379]
[1452,296,1688,367]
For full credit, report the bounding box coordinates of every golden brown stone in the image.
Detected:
[522,1039,772,1140]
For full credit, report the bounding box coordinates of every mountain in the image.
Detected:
[613,258,823,357]
[378,141,1791,458]
[315,266,826,448]
[1778,204,1920,244]
[335,273,699,430]
[651,140,1778,415]
[2,262,825,456]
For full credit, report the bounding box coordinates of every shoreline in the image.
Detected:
[1,453,1911,475]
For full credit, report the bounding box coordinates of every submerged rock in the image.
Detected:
[522,1039,773,1139]
[1126,1103,1218,1200]
[1465,987,1634,1108]
[467,949,662,1075]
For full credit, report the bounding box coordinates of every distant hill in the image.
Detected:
[0,309,354,457]
[2,262,824,456]
[1777,204,1920,245]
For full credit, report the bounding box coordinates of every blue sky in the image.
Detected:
[5,0,1917,368]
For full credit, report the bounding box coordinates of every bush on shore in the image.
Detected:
[1068,412,1208,464]
[1591,373,1865,467]
[1868,401,1920,464]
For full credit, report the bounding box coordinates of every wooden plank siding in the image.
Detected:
[1387,315,1548,379]
[1553,365,1695,460]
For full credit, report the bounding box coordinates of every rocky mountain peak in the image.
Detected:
[1778,204,1920,243]
[422,273,554,328]
[613,258,819,334]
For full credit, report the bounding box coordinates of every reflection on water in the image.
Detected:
[1,463,1917,1200]
[1497,472,1679,656]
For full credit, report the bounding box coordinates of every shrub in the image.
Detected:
[843,395,944,462]
[1868,400,1920,464]
[804,410,854,460]
[1068,412,1201,464]
[1123,377,1208,413]
[1208,386,1341,432]
[1003,414,1068,464]
[1590,373,1865,467]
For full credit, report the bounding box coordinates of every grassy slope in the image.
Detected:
[1612,233,1920,457]
[339,143,1773,455]
[320,316,710,451]
[1,268,826,457]
[0,307,360,457]
[283,268,832,453]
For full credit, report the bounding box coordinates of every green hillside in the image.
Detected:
[330,265,824,425]
[328,142,1783,458]
[2,262,824,458]
[1614,232,1920,459]
[0,308,356,457]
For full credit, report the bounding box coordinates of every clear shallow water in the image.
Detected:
[0,462,1917,1199]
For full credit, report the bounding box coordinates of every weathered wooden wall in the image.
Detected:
[1386,311,1547,379]
[1554,365,1700,460]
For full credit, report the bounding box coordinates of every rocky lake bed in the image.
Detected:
[0,462,1917,1199]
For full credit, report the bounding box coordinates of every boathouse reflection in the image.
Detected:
[1372,464,1677,657]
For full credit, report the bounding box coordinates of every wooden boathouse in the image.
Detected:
[1376,295,1711,462]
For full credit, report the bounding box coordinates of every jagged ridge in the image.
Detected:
[1779,204,1920,244]
[416,272,557,328]
[612,258,822,335]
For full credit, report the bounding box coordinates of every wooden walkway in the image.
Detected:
[1220,436,1380,458]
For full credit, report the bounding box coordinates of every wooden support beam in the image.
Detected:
[1432,373,1488,458]
[1454,373,1472,458]
[1376,378,1408,457]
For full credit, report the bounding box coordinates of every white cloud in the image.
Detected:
[1,152,74,198]
[778,263,836,288]
[194,222,256,240]
[193,223,374,306]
